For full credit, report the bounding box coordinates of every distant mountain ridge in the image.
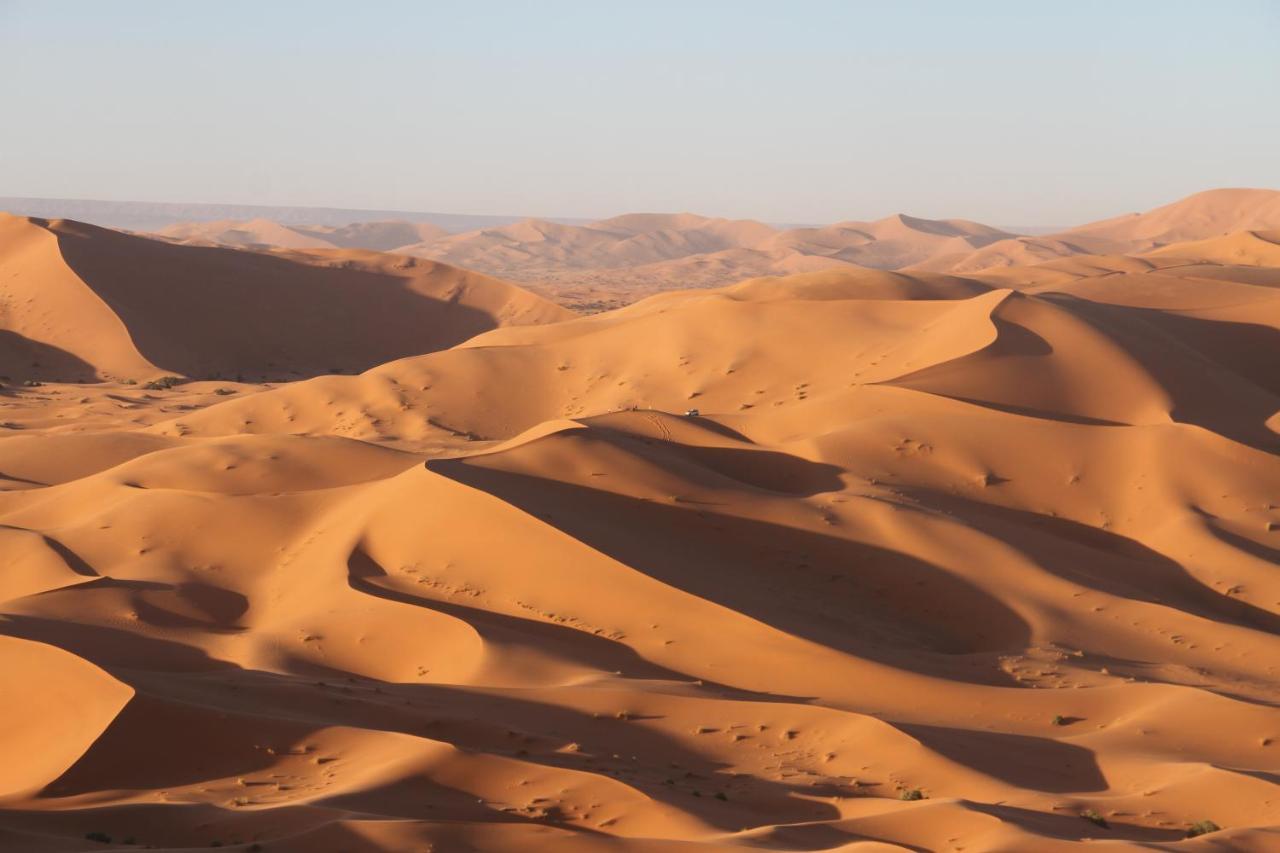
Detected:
[0,197,590,232]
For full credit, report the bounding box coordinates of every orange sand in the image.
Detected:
[0,192,1277,851]
[152,189,1280,312]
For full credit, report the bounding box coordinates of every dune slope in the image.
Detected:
[146,190,1280,312]
[0,226,1277,851]
[0,214,570,381]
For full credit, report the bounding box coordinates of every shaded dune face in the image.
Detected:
[0,214,570,381]
[0,212,1278,852]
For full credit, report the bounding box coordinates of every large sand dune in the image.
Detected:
[926,189,1280,274]
[0,194,1277,851]
[0,214,569,382]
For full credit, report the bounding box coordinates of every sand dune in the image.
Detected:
[157,219,451,254]
[294,221,450,252]
[144,189,1280,311]
[153,211,1024,307]
[0,197,1277,851]
[0,214,569,381]
[921,189,1280,275]
[156,218,340,251]
[763,214,1013,269]
[907,235,1088,273]
[1051,188,1280,254]
[388,213,1020,309]
[1140,228,1280,266]
[393,214,778,274]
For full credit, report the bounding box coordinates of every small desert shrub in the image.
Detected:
[213,387,236,395]
[1081,809,1109,828]
[1052,714,1067,726]
[22,379,42,387]
[1187,820,1220,837]
[144,375,184,391]
[85,832,111,843]
[900,788,924,801]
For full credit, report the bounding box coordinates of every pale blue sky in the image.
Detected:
[2,1,1277,225]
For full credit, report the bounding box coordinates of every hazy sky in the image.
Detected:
[2,1,1278,225]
